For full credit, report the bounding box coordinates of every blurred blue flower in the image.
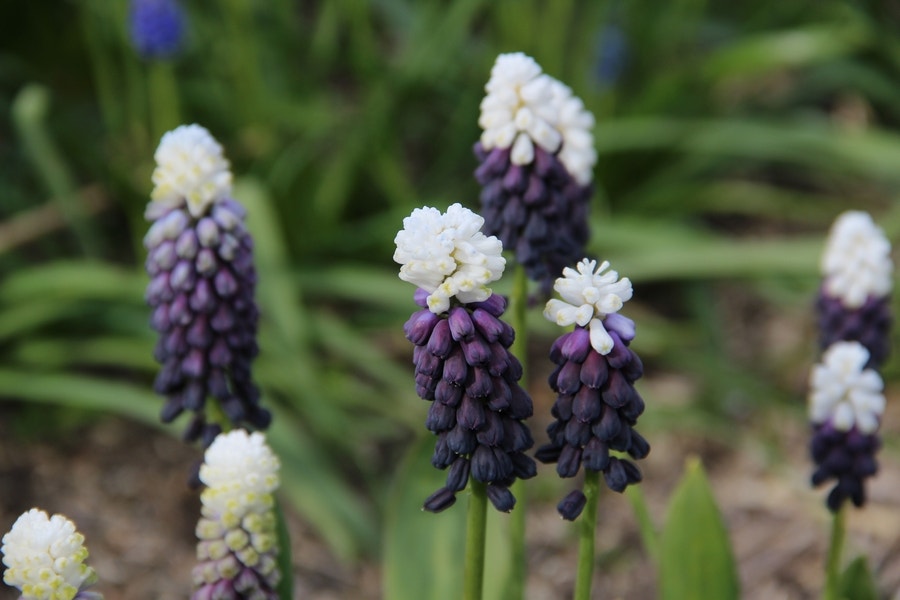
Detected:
[594,24,628,88]
[129,0,185,60]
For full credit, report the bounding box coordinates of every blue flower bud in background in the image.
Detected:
[129,0,185,60]
[594,24,629,89]
[145,125,270,446]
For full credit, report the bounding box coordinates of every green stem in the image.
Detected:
[574,470,600,600]
[503,263,529,600]
[824,505,846,600]
[625,485,659,564]
[464,480,488,600]
[12,85,102,259]
[148,61,181,142]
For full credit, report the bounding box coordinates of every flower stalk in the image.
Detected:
[463,481,488,600]
[574,469,600,600]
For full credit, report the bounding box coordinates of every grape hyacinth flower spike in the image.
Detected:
[809,341,885,511]
[536,258,649,520]
[145,124,270,447]
[129,0,186,60]
[394,203,537,512]
[192,430,282,600]
[2,508,102,600]
[475,52,597,295]
[817,211,892,369]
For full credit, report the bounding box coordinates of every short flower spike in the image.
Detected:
[394,203,506,314]
[536,258,647,519]
[193,430,281,599]
[817,211,893,368]
[475,52,596,294]
[145,124,270,447]
[809,341,885,511]
[396,205,536,512]
[1,509,102,600]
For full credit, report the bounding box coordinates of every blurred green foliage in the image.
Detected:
[2,0,900,569]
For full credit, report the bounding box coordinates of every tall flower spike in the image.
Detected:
[817,211,893,368]
[145,124,270,447]
[192,430,281,599]
[475,52,596,295]
[395,204,536,512]
[2,509,102,600]
[536,258,648,520]
[129,0,186,60]
[809,341,885,512]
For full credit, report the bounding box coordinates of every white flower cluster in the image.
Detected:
[478,52,596,186]
[809,341,885,434]
[199,430,280,526]
[394,203,506,314]
[544,258,633,354]
[150,124,233,219]
[821,211,892,309]
[194,430,280,589]
[1,509,98,600]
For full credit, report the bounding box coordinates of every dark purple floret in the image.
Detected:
[810,422,881,512]
[129,0,185,60]
[145,201,269,446]
[474,143,591,297]
[816,290,891,369]
[404,289,536,513]
[537,321,648,519]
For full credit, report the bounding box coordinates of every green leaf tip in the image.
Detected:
[659,456,740,600]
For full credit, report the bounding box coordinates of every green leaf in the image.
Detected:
[838,556,878,600]
[382,436,466,600]
[659,457,739,600]
[267,414,377,561]
[273,498,295,600]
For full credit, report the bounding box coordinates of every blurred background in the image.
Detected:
[3,1,900,598]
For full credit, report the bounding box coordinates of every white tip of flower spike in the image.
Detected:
[479,52,596,185]
[1,508,98,600]
[200,430,281,521]
[544,258,632,355]
[393,203,506,314]
[821,211,892,309]
[809,341,885,434]
[150,124,233,219]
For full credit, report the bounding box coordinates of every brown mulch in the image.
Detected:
[1,402,900,600]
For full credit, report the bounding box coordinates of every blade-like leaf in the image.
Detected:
[383,436,466,600]
[659,457,739,600]
[839,556,878,600]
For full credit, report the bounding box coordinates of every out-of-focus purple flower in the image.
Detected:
[474,53,596,296]
[594,24,629,88]
[144,124,270,447]
[809,341,885,512]
[129,0,185,60]
[536,259,647,520]
[817,211,892,369]
[192,430,281,600]
[1,508,102,600]
[395,204,536,512]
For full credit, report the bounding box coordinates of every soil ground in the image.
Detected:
[2,399,900,600]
